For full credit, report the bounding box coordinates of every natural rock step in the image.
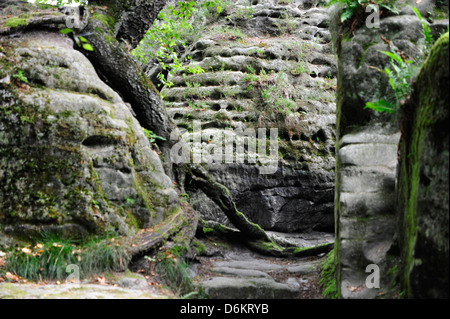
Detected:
[211,267,273,278]
[188,55,303,76]
[165,98,256,112]
[193,229,334,299]
[169,71,245,87]
[162,84,252,102]
[201,277,300,299]
[212,260,284,272]
[197,254,324,299]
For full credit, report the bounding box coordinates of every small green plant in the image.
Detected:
[290,60,307,75]
[365,48,415,113]
[125,197,135,207]
[319,249,338,299]
[410,6,433,53]
[274,12,298,34]
[60,28,94,51]
[12,70,28,83]
[365,6,433,114]
[143,128,167,143]
[328,0,399,23]
[188,100,208,110]
[179,193,190,200]
[212,25,247,40]
[91,199,101,210]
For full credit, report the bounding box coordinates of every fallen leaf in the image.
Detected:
[347,285,363,292]
[97,276,107,285]
[6,272,19,282]
[21,247,32,254]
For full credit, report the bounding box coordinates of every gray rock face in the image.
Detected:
[333,1,448,298]
[190,163,334,232]
[159,0,337,233]
[397,32,449,299]
[337,128,400,299]
[0,31,179,245]
[336,14,424,136]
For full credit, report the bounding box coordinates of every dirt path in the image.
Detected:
[189,231,334,299]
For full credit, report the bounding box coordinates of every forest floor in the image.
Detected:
[186,231,333,299]
[0,231,333,299]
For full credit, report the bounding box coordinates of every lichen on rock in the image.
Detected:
[0,30,179,247]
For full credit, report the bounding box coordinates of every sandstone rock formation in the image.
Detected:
[0,29,179,247]
[156,0,337,233]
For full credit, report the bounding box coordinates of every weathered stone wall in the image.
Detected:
[334,0,448,298]
[397,32,449,299]
[0,30,179,247]
[159,0,337,233]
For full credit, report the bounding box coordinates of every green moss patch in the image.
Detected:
[319,249,338,299]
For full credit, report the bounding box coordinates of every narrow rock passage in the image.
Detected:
[190,231,334,298]
[154,0,338,298]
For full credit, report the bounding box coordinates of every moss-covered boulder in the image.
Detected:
[0,30,179,247]
[397,32,449,299]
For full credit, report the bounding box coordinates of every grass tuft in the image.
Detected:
[4,234,131,281]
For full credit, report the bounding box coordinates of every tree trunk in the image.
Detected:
[84,1,174,142]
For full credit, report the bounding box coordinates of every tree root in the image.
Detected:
[129,201,198,259]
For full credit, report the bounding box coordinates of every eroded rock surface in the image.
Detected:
[0,31,179,246]
[158,0,337,233]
